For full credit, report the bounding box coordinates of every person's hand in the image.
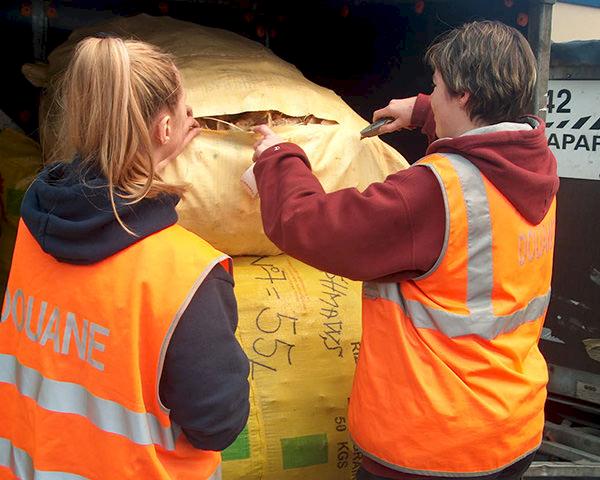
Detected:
[182,105,201,150]
[372,96,418,135]
[253,125,284,161]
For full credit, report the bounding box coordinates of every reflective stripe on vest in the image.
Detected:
[0,437,223,480]
[365,154,550,340]
[363,284,550,340]
[1,437,88,480]
[0,353,179,450]
[209,464,223,480]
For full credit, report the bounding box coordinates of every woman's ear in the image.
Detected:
[154,113,171,145]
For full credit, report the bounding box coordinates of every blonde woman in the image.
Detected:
[0,36,248,479]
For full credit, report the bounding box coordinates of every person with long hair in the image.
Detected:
[0,36,249,480]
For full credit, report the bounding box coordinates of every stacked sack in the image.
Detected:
[35,14,409,479]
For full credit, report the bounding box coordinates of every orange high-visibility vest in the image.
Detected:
[0,220,231,480]
[349,153,555,475]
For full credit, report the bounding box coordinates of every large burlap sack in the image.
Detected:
[226,255,363,480]
[0,129,42,289]
[41,14,408,255]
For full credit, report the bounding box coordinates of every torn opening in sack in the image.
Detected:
[197,111,338,132]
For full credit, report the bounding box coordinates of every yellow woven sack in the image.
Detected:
[168,124,405,255]
[226,255,362,479]
[42,14,409,255]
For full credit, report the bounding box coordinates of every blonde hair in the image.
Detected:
[425,21,537,124]
[46,36,184,234]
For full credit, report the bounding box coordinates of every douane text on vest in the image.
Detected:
[1,288,110,371]
[518,219,555,267]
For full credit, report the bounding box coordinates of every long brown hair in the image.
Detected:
[46,36,184,233]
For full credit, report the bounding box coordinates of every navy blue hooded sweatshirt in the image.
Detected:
[20,159,250,451]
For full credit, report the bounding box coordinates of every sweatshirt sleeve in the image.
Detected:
[410,93,438,144]
[159,264,250,451]
[254,143,445,282]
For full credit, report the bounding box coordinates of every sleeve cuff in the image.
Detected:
[256,142,311,168]
[243,142,311,197]
[410,93,432,128]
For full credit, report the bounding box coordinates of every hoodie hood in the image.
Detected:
[21,158,179,264]
[427,116,559,225]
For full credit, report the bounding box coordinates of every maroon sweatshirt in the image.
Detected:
[254,94,559,284]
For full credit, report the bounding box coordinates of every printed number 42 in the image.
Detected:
[547,89,571,114]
